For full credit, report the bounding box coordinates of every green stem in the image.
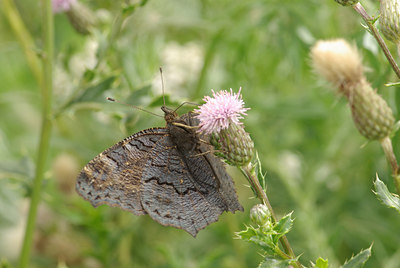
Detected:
[18,0,53,267]
[2,0,43,87]
[353,3,400,79]
[380,137,400,195]
[240,163,303,268]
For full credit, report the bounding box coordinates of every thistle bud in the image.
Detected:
[334,0,359,6]
[210,123,254,166]
[250,204,271,227]
[348,79,395,140]
[311,39,395,141]
[380,0,400,44]
[196,88,254,166]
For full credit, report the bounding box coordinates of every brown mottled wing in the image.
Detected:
[184,112,243,213]
[140,113,243,236]
[76,128,167,215]
[140,134,231,236]
[76,112,242,237]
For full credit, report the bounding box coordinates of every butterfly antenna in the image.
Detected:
[106,97,163,118]
[159,67,166,107]
[173,101,199,113]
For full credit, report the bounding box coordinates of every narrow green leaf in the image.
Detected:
[255,151,267,191]
[373,176,400,213]
[385,81,400,87]
[341,245,372,268]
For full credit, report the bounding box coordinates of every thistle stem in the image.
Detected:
[353,3,400,79]
[18,0,53,267]
[380,137,400,195]
[240,163,303,268]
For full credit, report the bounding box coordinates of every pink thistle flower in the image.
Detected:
[195,88,249,135]
[53,0,76,14]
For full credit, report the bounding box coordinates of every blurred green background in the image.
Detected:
[1,0,400,267]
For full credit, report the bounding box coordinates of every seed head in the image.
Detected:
[311,39,363,90]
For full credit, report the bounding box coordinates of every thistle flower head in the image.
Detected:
[196,88,254,166]
[195,88,249,135]
[311,39,363,90]
[53,0,76,13]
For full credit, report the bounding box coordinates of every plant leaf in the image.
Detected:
[312,257,329,268]
[73,76,116,103]
[341,245,372,268]
[373,175,400,213]
[236,225,258,240]
[255,151,267,191]
[272,212,293,242]
[258,257,294,268]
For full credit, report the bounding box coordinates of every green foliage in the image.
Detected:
[258,257,294,268]
[341,246,372,268]
[374,176,400,213]
[313,258,329,268]
[236,212,294,263]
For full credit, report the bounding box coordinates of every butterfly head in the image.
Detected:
[161,106,178,123]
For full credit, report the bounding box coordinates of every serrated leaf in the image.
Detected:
[258,257,293,268]
[236,226,258,240]
[341,245,372,268]
[373,176,400,213]
[272,212,293,242]
[236,226,276,253]
[250,237,276,254]
[313,257,329,268]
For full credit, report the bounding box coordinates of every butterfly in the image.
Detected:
[76,104,243,236]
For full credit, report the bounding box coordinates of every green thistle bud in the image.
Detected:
[347,79,395,140]
[250,204,271,227]
[211,123,254,166]
[334,0,359,6]
[380,0,400,43]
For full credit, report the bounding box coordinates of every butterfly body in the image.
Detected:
[76,107,243,236]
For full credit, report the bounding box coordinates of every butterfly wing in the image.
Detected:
[76,128,167,216]
[140,112,243,236]
[140,133,233,236]
[183,112,243,213]
[76,112,243,237]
